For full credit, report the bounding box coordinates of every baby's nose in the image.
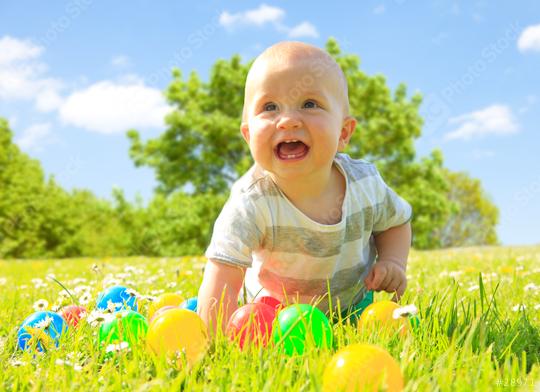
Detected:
[276,111,301,130]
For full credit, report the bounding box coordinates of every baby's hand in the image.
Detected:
[364,260,407,301]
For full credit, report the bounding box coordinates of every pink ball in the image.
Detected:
[227,303,276,349]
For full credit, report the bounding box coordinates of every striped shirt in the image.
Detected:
[205,153,412,312]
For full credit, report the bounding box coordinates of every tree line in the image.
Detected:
[0,39,498,258]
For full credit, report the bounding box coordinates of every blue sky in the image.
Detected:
[1,1,539,246]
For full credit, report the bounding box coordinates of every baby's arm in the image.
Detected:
[364,221,412,300]
[197,258,246,336]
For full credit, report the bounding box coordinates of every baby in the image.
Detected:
[198,41,412,333]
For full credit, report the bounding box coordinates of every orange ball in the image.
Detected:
[146,308,208,367]
[147,293,184,320]
[323,343,404,391]
[358,301,409,336]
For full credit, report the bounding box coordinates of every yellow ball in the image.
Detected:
[323,343,404,392]
[146,308,208,366]
[358,301,408,336]
[147,293,184,320]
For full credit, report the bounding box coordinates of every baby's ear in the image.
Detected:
[240,122,250,144]
[338,116,357,151]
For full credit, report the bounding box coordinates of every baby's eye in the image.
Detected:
[263,102,278,111]
[303,100,319,109]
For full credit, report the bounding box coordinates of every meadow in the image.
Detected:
[0,246,539,391]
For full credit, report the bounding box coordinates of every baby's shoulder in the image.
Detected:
[336,153,380,180]
[231,164,277,199]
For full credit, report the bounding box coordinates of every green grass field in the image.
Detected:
[1,246,539,391]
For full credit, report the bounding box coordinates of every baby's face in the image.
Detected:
[241,53,355,183]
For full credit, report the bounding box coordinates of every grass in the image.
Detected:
[0,245,539,391]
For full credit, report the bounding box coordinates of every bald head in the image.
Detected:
[242,41,350,122]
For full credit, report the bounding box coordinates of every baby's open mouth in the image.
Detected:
[275,141,310,160]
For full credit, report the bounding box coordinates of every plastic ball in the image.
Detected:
[17,311,68,351]
[59,305,87,328]
[227,303,275,349]
[147,308,208,366]
[254,295,283,312]
[358,301,409,336]
[98,310,148,347]
[272,304,332,356]
[323,343,404,391]
[149,305,178,324]
[96,285,137,313]
[179,297,198,312]
[148,293,183,320]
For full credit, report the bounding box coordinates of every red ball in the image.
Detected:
[59,305,87,328]
[227,303,275,349]
[254,296,283,312]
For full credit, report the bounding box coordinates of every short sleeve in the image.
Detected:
[204,193,265,268]
[372,171,412,234]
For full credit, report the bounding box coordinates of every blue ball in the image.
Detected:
[96,286,138,313]
[17,311,68,351]
[179,297,197,312]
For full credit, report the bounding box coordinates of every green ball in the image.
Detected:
[272,304,333,356]
[98,310,148,347]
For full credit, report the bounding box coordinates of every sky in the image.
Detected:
[0,1,539,246]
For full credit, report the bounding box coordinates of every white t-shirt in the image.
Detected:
[205,153,412,312]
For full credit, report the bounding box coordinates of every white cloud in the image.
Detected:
[219,4,284,29]
[517,24,540,52]
[288,22,319,38]
[111,55,131,68]
[444,104,518,141]
[0,35,63,111]
[59,80,171,134]
[0,36,43,65]
[15,122,53,151]
[219,4,318,39]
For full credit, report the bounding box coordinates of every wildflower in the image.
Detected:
[124,266,136,273]
[467,285,480,292]
[73,285,92,295]
[86,310,113,327]
[79,292,92,305]
[448,271,463,278]
[512,304,526,312]
[51,303,62,312]
[534,304,540,310]
[105,341,130,353]
[524,283,539,292]
[140,295,156,302]
[56,359,83,371]
[393,304,418,319]
[10,359,27,367]
[31,278,47,289]
[0,277,7,286]
[106,299,120,313]
[34,316,54,329]
[166,282,177,289]
[33,299,49,312]
[126,288,139,297]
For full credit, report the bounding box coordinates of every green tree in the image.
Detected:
[433,170,499,248]
[127,39,463,249]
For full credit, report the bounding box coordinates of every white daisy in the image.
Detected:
[33,299,49,312]
[105,341,130,353]
[393,304,418,319]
